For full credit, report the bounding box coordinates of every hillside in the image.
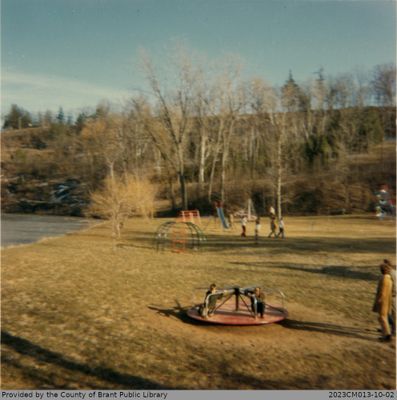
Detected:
[1,125,395,216]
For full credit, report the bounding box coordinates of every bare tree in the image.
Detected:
[89,174,157,240]
[372,63,396,140]
[81,114,125,181]
[248,78,278,176]
[207,112,224,202]
[120,104,154,177]
[205,62,245,203]
[219,76,245,202]
[191,66,215,193]
[268,112,288,220]
[270,74,305,219]
[372,63,396,107]
[139,48,196,210]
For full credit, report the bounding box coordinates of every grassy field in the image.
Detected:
[1,215,396,389]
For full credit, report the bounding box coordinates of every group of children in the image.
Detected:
[203,205,396,340]
[240,208,285,241]
[267,215,285,239]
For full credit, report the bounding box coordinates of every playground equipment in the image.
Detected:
[187,285,288,326]
[179,209,201,225]
[154,221,206,252]
[216,206,229,229]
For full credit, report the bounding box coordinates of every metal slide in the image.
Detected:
[216,207,229,229]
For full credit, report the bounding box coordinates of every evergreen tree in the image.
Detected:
[356,107,383,151]
[2,104,32,129]
[75,112,87,133]
[56,107,65,124]
[281,72,307,112]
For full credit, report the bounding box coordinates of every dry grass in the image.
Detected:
[1,215,396,389]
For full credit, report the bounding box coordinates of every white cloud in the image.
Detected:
[1,69,132,114]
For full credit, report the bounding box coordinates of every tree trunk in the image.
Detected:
[208,155,217,203]
[220,150,227,203]
[207,121,223,202]
[198,128,206,187]
[249,126,255,179]
[276,135,282,220]
[168,176,176,210]
[179,172,188,210]
[177,144,188,210]
[220,120,234,203]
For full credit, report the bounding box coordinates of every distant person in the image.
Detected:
[373,264,393,342]
[228,212,234,229]
[384,259,396,335]
[268,216,277,238]
[254,216,261,243]
[211,201,220,227]
[276,217,285,239]
[245,287,266,319]
[241,215,247,237]
[269,206,276,217]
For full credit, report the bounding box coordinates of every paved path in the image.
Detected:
[1,213,95,247]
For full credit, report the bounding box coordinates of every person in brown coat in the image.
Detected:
[373,263,393,342]
[384,259,396,335]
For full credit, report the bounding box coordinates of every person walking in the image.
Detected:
[268,216,277,238]
[373,263,393,342]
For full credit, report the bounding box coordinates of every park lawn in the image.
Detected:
[1,215,396,389]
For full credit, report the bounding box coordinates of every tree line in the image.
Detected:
[2,53,395,217]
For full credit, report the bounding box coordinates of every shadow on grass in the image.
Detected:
[147,304,378,341]
[281,319,378,341]
[212,369,325,390]
[148,300,203,326]
[231,261,379,281]
[1,330,174,389]
[119,229,395,256]
[201,234,395,255]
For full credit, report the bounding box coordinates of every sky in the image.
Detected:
[1,0,396,118]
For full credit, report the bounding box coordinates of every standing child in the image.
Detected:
[241,215,247,237]
[246,287,266,319]
[277,217,285,239]
[227,212,234,229]
[255,216,261,243]
[268,216,277,238]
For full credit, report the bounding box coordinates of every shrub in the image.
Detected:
[89,175,157,239]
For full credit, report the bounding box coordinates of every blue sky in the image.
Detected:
[1,0,395,117]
